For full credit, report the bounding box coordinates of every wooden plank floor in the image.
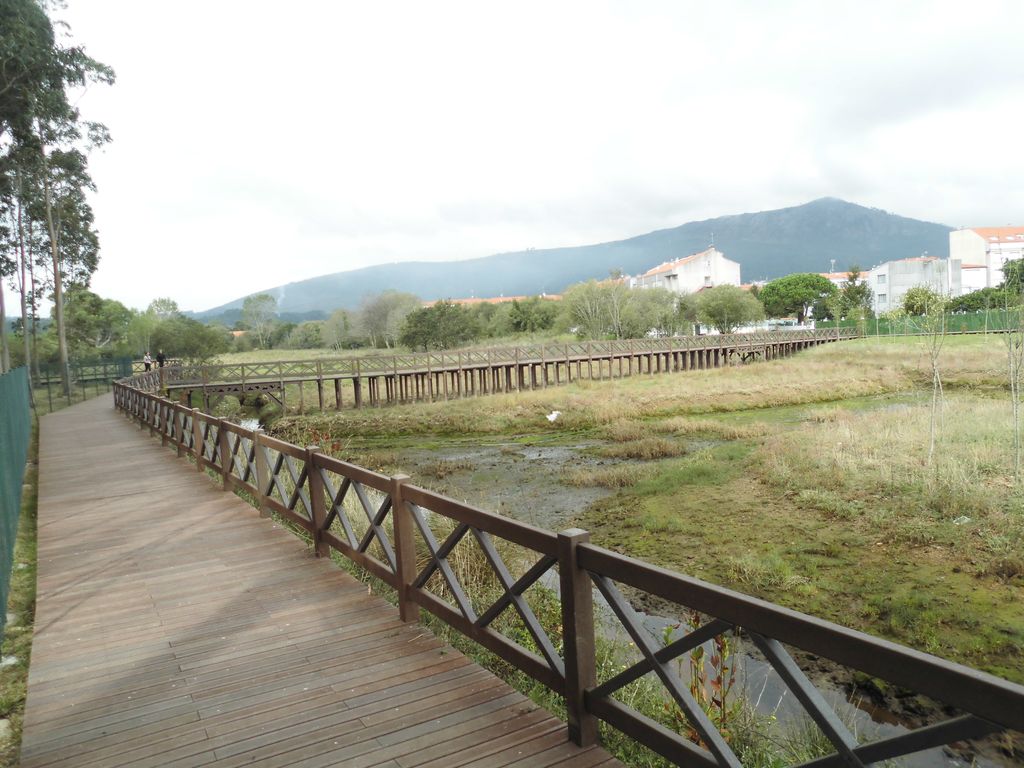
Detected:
[21,396,621,768]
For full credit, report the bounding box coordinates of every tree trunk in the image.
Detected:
[28,223,40,382]
[39,136,70,395]
[0,280,9,373]
[17,192,32,377]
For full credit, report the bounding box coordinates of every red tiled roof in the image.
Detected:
[423,295,561,307]
[971,226,1024,243]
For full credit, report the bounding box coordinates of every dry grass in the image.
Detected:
[757,394,1024,573]
[650,416,769,440]
[600,421,651,442]
[276,336,974,439]
[562,464,658,488]
[596,438,686,460]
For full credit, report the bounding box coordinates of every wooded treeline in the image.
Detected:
[16,261,1023,364]
[0,0,114,391]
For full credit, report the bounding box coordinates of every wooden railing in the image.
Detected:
[132,329,858,391]
[112,380,1023,767]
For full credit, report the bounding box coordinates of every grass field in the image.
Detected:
[271,335,1024,685]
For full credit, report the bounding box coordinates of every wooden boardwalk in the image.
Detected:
[21,396,619,768]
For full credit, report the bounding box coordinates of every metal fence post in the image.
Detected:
[558,528,598,747]
[390,474,419,623]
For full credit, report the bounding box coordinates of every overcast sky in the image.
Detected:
[32,0,1024,312]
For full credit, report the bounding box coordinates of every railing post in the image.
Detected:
[174,406,185,457]
[217,418,231,490]
[254,430,272,517]
[390,473,419,623]
[192,408,204,472]
[558,528,598,747]
[159,400,168,446]
[307,445,329,557]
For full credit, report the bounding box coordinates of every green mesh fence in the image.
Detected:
[0,367,31,642]
[819,308,1022,335]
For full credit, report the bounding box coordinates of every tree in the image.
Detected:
[620,288,678,338]
[151,316,229,364]
[901,285,944,316]
[1000,258,1024,295]
[241,293,278,348]
[322,308,361,349]
[358,290,420,349]
[838,266,873,317]
[508,297,559,334]
[562,280,608,338]
[0,0,114,391]
[60,285,131,355]
[148,297,179,320]
[127,308,159,355]
[759,273,836,324]
[948,287,1009,314]
[1000,260,1024,480]
[696,285,765,334]
[399,301,479,351]
[285,321,323,349]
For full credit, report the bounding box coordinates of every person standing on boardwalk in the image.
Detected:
[143,352,152,372]
[156,349,167,368]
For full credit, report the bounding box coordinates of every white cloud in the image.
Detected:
[11,0,1021,312]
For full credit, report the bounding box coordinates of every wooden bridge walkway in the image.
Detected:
[20,396,619,768]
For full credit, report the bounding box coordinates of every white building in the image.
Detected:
[949,227,1024,288]
[631,247,741,293]
[869,256,962,314]
[960,263,989,293]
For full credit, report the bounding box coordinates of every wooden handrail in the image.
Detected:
[110,376,1023,767]
[121,329,859,392]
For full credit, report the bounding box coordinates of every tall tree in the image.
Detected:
[241,293,278,348]
[696,285,765,334]
[0,0,114,391]
[759,273,837,324]
[838,266,873,317]
[901,285,944,317]
[358,290,420,349]
[562,280,608,338]
[1000,258,1024,295]
[322,308,359,349]
[148,297,179,319]
[399,301,479,351]
[60,285,131,355]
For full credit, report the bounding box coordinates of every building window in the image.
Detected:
[877,293,887,303]
[877,274,886,284]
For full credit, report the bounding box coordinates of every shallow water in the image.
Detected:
[385,401,996,767]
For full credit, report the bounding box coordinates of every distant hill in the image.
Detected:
[198,198,952,317]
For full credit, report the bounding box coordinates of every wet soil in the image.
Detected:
[395,441,615,530]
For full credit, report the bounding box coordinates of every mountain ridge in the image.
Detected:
[199,198,953,316]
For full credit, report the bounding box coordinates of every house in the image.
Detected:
[423,294,561,307]
[868,256,961,314]
[819,271,869,289]
[630,247,741,293]
[949,227,1024,288]
[960,263,990,293]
